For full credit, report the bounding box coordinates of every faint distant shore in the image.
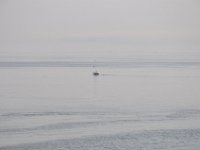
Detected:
[0,61,200,68]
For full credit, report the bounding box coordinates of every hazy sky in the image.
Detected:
[0,0,200,60]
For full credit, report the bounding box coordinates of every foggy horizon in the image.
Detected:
[1,1,200,149]
[0,0,200,61]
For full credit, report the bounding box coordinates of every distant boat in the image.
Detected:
[92,64,99,76]
[93,71,99,76]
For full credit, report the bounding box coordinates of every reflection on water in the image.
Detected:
[0,65,200,149]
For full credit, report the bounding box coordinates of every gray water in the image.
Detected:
[0,62,200,150]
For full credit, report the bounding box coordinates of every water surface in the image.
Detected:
[0,63,200,150]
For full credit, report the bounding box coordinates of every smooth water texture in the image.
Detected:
[0,65,200,150]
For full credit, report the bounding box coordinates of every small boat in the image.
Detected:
[93,71,99,76]
[92,64,99,76]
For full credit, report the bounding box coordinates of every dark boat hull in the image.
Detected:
[93,72,99,76]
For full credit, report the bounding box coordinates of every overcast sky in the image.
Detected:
[0,0,200,60]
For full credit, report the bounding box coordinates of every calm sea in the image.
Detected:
[0,60,200,150]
